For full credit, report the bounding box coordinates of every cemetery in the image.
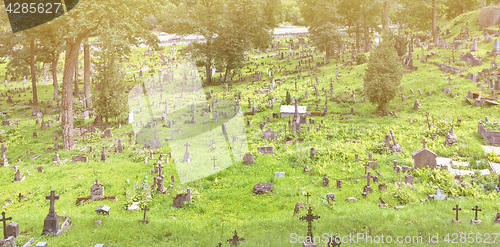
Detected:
[1,1,500,246]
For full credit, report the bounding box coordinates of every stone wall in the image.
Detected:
[478,122,500,145]
[479,7,500,28]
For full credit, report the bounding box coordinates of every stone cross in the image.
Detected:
[1,211,12,239]
[45,190,59,215]
[453,204,462,221]
[300,206,320,239]
[142,205,150,221]
[227,230,245,245]
[472,205,481,221]
[184,142,190,152]
[157,164,164,177]
[421,139,427,149]
[0,144,7,160]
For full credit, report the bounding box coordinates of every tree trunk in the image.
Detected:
[224,64,231,84]
[84,39,92,109]
[205,41,212,84]
[363,0,369,52]
[52,56,59,100]
[325,46,331,64]
[62,37,83,150]
[355,26,360,51]
[384,1,389,33]
[432,0,436,43]
[74,54,79,97]
[30,39,38,106]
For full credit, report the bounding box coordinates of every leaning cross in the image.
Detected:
[472,205,481,221]
[45,189,59,215]
[421,139,427,149]
[453,204,462,221]
[0,143,7,160]
[184,142,190,152]
[300,206,320,239]
[1,211,12,239]
[142,205,150,221]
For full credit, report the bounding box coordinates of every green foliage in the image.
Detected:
[354,53,367,65]
[392,34,408,57]
[390,183,417,204]
[363,36,402,114]
[480,120,500,131]
[92,52,128,123]
[444,0,477,20]
[286,90,292,105]
[486,152,500,163]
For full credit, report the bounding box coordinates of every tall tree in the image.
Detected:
[364,36,402,114]
[162,0,271,85]
[299,0,343,62]
[338,0,383,52]
[0,30,41,105]
[51,0,159,150]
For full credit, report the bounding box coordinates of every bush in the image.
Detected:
[355,53,367,65]
[364,36,403,114]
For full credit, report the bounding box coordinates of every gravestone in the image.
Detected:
[243,152,255,165]
[470,206,482,224]
[257,146,273,154]
[42,190,60,235]
[72,155,88,162]
[116,140,123,153]
[445,127,457,146]
[103,129,112,138]
[405,174,414,185]
[299,206,320,247]
[173,188,191,208]
[1,144,8,166]
[412,139,437,169]
[183,142,191,162]
[322,175,329,187]
[263,128,275,140]
[452,205,462,223]
[90,179,105,200]
[253,183,273,194]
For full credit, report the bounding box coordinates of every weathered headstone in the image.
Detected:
[42,190,60,235]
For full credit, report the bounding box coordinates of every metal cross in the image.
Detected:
[421,139,427,149]
[305,192,311,204]
[453,204,462,221]
[45,189,59,215]
[472,205,481,221]
[184,142,190,152]
[227,230,245,245]
[300,206,320,239]
[1,211,12,239]
[142,205,150,221]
